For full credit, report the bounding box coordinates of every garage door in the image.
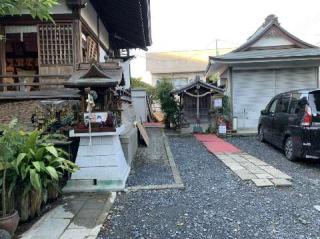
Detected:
[232,67,317,130]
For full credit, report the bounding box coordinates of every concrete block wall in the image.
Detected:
[131,89,147,122]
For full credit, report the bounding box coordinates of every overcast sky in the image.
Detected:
[131,0,320,79]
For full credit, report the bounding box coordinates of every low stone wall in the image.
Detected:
[120,126,138,166]
[0,100,40,125]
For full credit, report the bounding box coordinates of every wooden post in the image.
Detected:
[196,89,200,124]
[0,26,6,91]
[73,20,82,68]
[97,15,100,62]
[0,26,6,76]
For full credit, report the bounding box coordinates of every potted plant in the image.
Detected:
[0,121,20,235]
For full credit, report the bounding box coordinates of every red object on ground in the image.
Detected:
[194,134,241,153]
[143,122,164,128]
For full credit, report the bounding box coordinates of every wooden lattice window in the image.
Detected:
[86,36,98,62]
[38,24,73,65]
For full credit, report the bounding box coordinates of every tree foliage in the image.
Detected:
[156,80,179,127]
[208,73,220,84]
[0,0,58,21]
[131,77,157,99]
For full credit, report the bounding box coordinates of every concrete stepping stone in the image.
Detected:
[270,178,292,186]
[194,135,293,187]
[256,173,274,179]
[260,166,292,179]
[252,178,274,187]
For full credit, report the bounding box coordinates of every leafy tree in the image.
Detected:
[131,77,157,99]
[208,73,220,84]
[0,0,58,21]
[156,80,179,128]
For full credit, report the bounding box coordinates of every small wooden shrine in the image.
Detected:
[171,76,224,132]
[64,62,131,192]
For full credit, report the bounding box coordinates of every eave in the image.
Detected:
[90,0,152,50]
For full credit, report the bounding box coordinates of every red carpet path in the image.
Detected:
[194,134,241,154]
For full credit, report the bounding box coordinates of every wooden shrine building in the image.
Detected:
[0,0,152,125]
[171,76,224,132]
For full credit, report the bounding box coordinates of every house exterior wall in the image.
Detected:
[231,67,318,130]
[151,72,205,88]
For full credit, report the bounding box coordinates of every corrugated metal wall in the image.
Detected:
[232,67,317,129]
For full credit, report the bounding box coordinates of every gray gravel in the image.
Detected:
[126,128,175,187]
[98,135,320,239]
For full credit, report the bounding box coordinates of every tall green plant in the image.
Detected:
[156,80,179,127]
[0,119,21,217]
[0,120,78,220]
[131,77,157,99]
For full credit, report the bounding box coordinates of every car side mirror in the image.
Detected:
[261,109,267,115]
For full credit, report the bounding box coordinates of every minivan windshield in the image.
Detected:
[309,91,320,116]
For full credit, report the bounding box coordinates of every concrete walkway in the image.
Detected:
[21,193,115,239]
[194,134,292,187]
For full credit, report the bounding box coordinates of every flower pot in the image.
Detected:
[0,210,20,235]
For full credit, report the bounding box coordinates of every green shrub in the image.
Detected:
[156,80,180,128]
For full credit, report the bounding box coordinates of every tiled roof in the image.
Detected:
[171,76,224,95]
[211,48,320,62]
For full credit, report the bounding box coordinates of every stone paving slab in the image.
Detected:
[198,134,294,188]
[252,178,274,187]
[21,193,115,239]
[215,152,293,187]
[271,178,292,186]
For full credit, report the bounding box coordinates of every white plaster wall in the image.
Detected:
[252,36,294,47]
[131,90,148,122]
[120,61,131,89]
[81,1,109,49]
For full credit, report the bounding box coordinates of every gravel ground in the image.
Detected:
[126,128,175,187]
[98,135,320,239]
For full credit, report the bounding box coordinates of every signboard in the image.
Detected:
[218,125,227,134]
[214,98,223,108]
[84,112,108,124]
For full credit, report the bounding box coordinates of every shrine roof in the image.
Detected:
[65,63,123,88]
[171,76,224,95]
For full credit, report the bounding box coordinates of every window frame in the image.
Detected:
[267,98,279,114]
[275,95,291,114]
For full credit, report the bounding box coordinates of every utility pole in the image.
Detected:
[215,39,219,56]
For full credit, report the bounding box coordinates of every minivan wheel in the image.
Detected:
[284,137,297,161]
[258,126,265,142]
